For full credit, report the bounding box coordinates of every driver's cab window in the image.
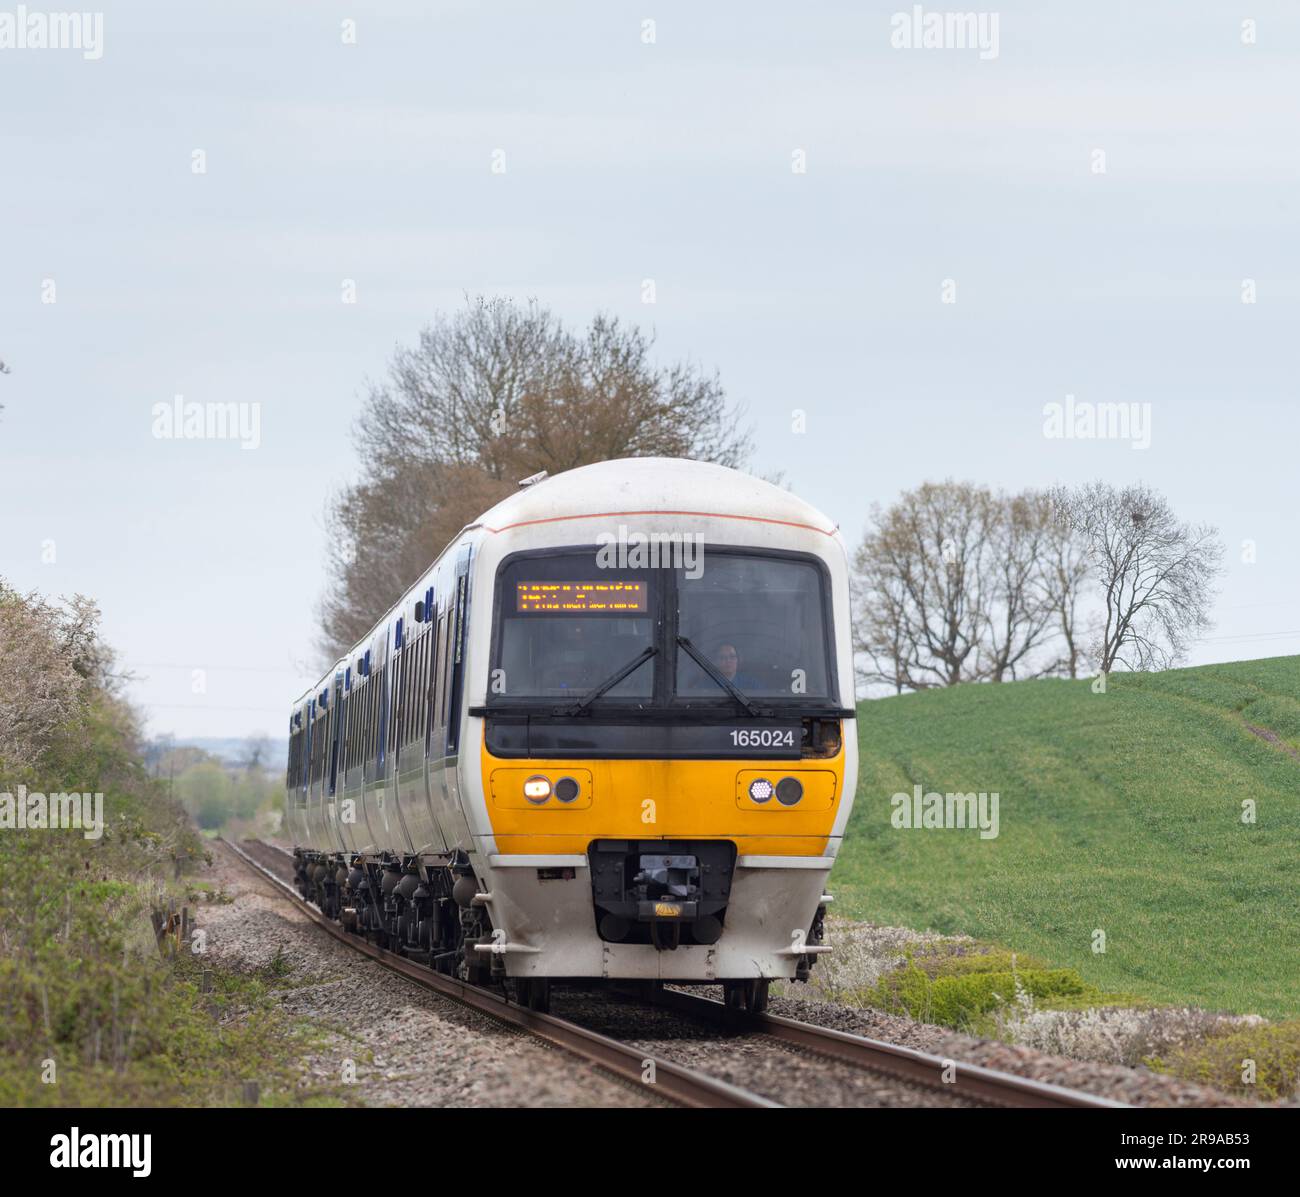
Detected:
[676,554,830,699]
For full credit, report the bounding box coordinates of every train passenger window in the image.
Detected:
[374,663,387,769]
[328,698,342,795]
[394,656,405,753]
[286,729,297,789]
[493,554,654,698]
[675,554,832,699]
[417,633,430,744]
[436,612,451,732]
[370,674,378,763]
[418,634,428,738]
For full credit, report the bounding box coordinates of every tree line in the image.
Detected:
[319,297,751,656]
[853,480,1222,692]
[320,297,1224,685]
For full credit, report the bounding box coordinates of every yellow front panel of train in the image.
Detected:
[483,743,843,856]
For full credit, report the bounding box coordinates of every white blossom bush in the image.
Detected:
[0,582,103,773]
[997,1002,1264,1067]
[777,918,977,1004]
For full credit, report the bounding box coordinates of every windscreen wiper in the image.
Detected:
[675,636,773,718]
[559,645,658,717]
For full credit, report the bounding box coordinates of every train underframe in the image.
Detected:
[292,845,827,1016]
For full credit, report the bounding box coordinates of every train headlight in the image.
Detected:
[748,778,774,803]
[523,775,552,803]
[776,776,804,806]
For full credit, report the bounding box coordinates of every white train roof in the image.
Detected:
[292,458,840,710]
[472,457,838,536]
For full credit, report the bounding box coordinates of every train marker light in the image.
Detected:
[523,775,552,803]
[748,778,774,803]
[554,776,580,803]
[776,776,804,806]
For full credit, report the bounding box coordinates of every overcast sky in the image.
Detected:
[2,1,1297,741]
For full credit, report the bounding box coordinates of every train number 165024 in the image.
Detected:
[730,728,796,748]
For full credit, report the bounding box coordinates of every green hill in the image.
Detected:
[832,656,1300,1019]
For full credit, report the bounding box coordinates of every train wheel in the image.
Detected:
[515,979,551,1013]
[723,979,769,1015]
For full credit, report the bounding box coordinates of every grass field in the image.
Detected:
[831,656,1300,1020]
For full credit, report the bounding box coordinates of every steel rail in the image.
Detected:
[645,986,1128,1108]
[235,840,1125,1108]
[220,838,775,1109]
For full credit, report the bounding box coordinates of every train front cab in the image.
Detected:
[469,531,858,988]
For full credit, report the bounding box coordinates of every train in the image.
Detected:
[286,457,858,1013]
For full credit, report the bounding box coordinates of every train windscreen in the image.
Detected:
[675,554,832,699]
[494,554,655,699]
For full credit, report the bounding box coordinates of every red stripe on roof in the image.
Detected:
[480,508,836,536]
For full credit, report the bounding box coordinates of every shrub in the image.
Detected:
[867,951,1100,1030]
[1148,1020,1300,1102]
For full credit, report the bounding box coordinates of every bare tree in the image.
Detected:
[853,481,999,690]
[981,492,1060,682]
[318,297,753,659]
[1050,482,1222,674]
[1034,494,1091,678]
[240,735,273,774]
[853,482,1103,692]
[318,461,516,654]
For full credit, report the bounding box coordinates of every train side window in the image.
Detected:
[399,654,407,749]
[437,612,452,733]
[371,666,380,769]
[372,670,380,768]
[364,679,373,774]
[328,699,341,796]
[393,656,404,754]
[414,634,423,745]
[394,657,403,751]
[408,643,419,747]
[361,680,371,776]
[344,693,353,772]
[372,675,378,760]
[377,663,388,770]
[420,637,428,742]
[420,632,430,743]
[431,621,441,743]
[354,689,362,770]
[320,710,330,786]
[404,650,413,746]
[409,641,419,747]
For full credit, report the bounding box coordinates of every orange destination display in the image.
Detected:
[515,580,648,613]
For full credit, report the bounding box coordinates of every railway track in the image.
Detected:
[225,838,1124,1109]
[222,837,772,1108]
[639,987,1125,1108]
